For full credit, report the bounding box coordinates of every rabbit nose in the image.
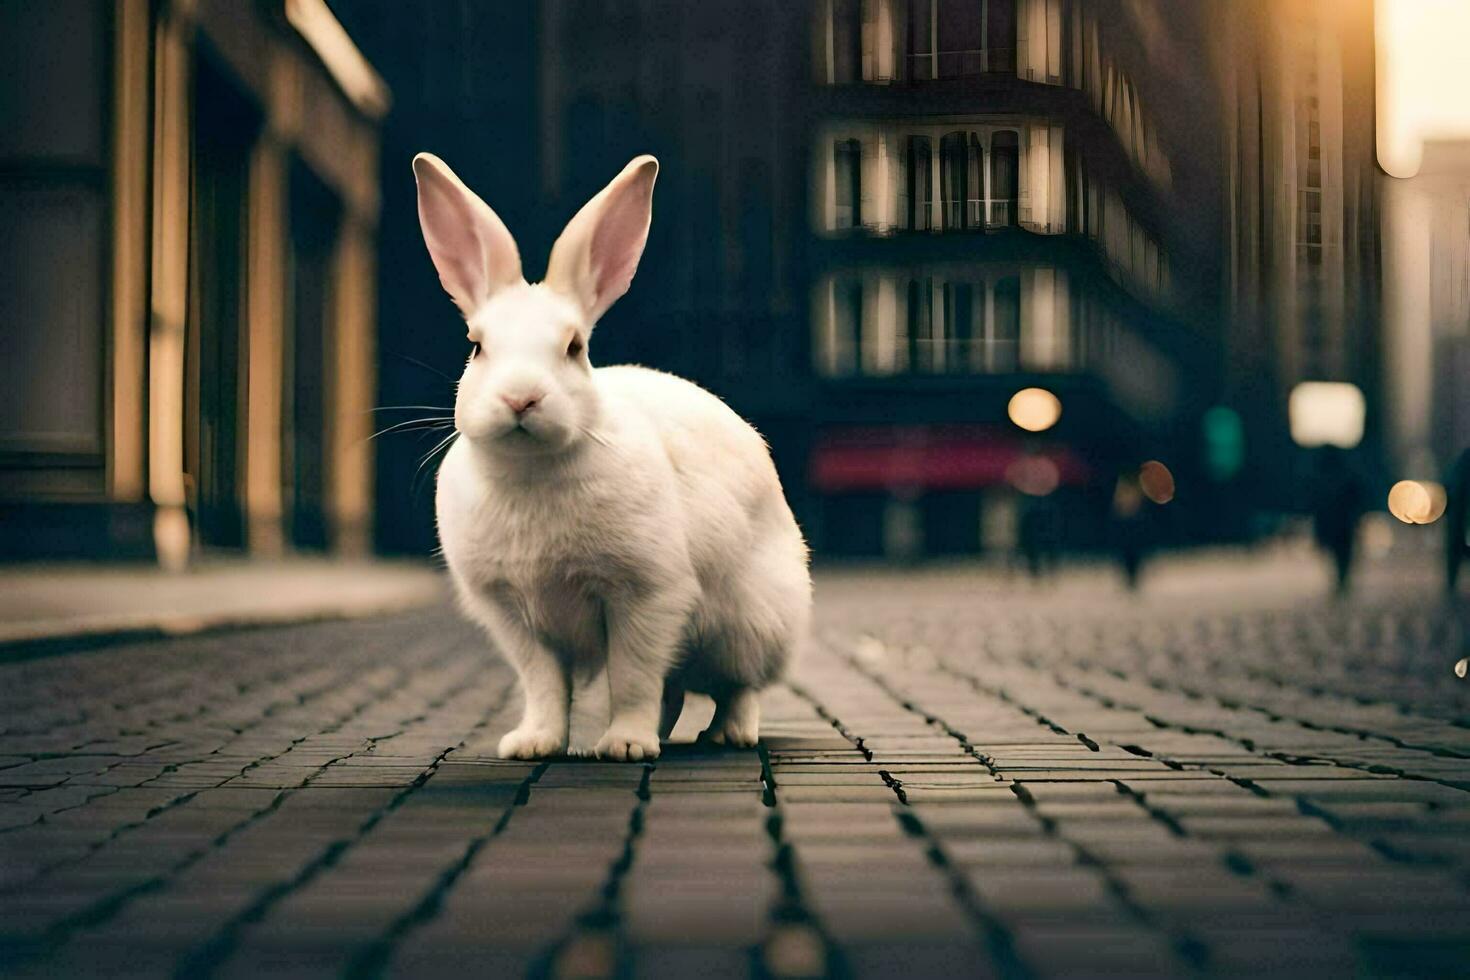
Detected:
[501,393,542,416]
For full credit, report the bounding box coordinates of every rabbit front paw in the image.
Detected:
[498,724,568,760]
[593,723,661,762]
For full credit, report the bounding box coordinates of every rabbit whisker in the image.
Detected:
[368,405,455,413]
[577,425,618,450]
[384,349,456,382]
[413,431,460,496]
[368,417,456,441]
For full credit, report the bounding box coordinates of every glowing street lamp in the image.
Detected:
[1139,460,1176,505]
[1288,382,1365,449]
[1387,480,1447,524]
[1008,388,1061,433]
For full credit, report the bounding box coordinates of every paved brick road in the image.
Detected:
[1,560,1468,978]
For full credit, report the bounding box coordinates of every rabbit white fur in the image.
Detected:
[415,152,811,761]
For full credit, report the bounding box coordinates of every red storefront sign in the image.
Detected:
[810,426,1090,492]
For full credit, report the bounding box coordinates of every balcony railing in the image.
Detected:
[875,200,1023,233]
[943,200,964,229]
[903,47,1017,81]
[936,49,984,78]
[914,201,933,231]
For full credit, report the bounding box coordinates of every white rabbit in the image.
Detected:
[415,152,811,761]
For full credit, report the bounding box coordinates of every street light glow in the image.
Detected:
[1386,480,1447,525]
[1139,461,1175,505]
[1377,0,1470,178]
[1008,388,1062,433]
[1006,455,1061,496]
[1288,382,1366,449]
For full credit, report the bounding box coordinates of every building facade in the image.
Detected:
[1210,0,1382,491]
[520,0,1215,558]
[805,0,1207,555]
[1381,141,1470,483]
[347,0,1265,560]
[0,0,386,563]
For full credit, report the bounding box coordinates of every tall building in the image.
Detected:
[533,0,822,543]
[804,0,1209,555]
[326,0,544,555]
[0,0,388,563]
[1381,141,1470,480]
[353,1,1356,559]
[1211,0,1381,485]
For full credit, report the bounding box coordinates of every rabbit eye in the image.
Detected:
[566,335,584,359]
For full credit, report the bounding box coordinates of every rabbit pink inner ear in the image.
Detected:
[412,153,522,316]
[545,155,658,324]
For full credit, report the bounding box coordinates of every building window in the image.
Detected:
[905,0,1015,80]
[836,277,863,374]
[832,0,863,83]
[907,278,934,371]
[940,131,969,230]
[943,281,975,371]
[968,133,986,226]
[1299,111,1323,269]
[991,276,1021,371]
[833,138,863,229]
[987,0,1017,72]
[818,276,864,376]
[907,0,934,80]
[990,130,1019,227]
[935,0,983,78]
[906,135,933,230]
[818,272,1063,378]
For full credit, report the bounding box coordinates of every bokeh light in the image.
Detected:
[1138,461,1175,505]
[1360,512,1396,558]
[1113,475,1144,518]
[1006,456,1061,497]
[1008,388,1062,433]
[1288,382,1365,449]
[1202,406,1245,481]
[1386,480,1447,525]
[1377,0,1470,178]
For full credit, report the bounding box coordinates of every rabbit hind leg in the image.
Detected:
[658,672,687,740]
[699,685,760,748]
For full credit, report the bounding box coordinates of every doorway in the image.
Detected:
[283,159,341,551]
[186,52,259,549]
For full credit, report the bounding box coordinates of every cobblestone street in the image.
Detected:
[2,558,1468,978]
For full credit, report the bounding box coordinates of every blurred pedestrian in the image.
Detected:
[1310,446,1366,595]
[1447,447,1470,593]
[1112,472,1149,590]
[1017,491,1061,580]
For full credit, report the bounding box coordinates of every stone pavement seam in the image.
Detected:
[535,764,654,979]
[171,670,517,979]
[928,648,1470,894]
[2,658,426,962]
[0,648,461,893]
[786,681,1032,980]
[828,647,1212,975]
[757,744,845,980]
[938,654,1470,802]
[343,760,550,980]
[1053,650,1470,761]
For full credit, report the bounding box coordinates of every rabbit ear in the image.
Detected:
[545,155,658,324]
[413,153,523,316]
